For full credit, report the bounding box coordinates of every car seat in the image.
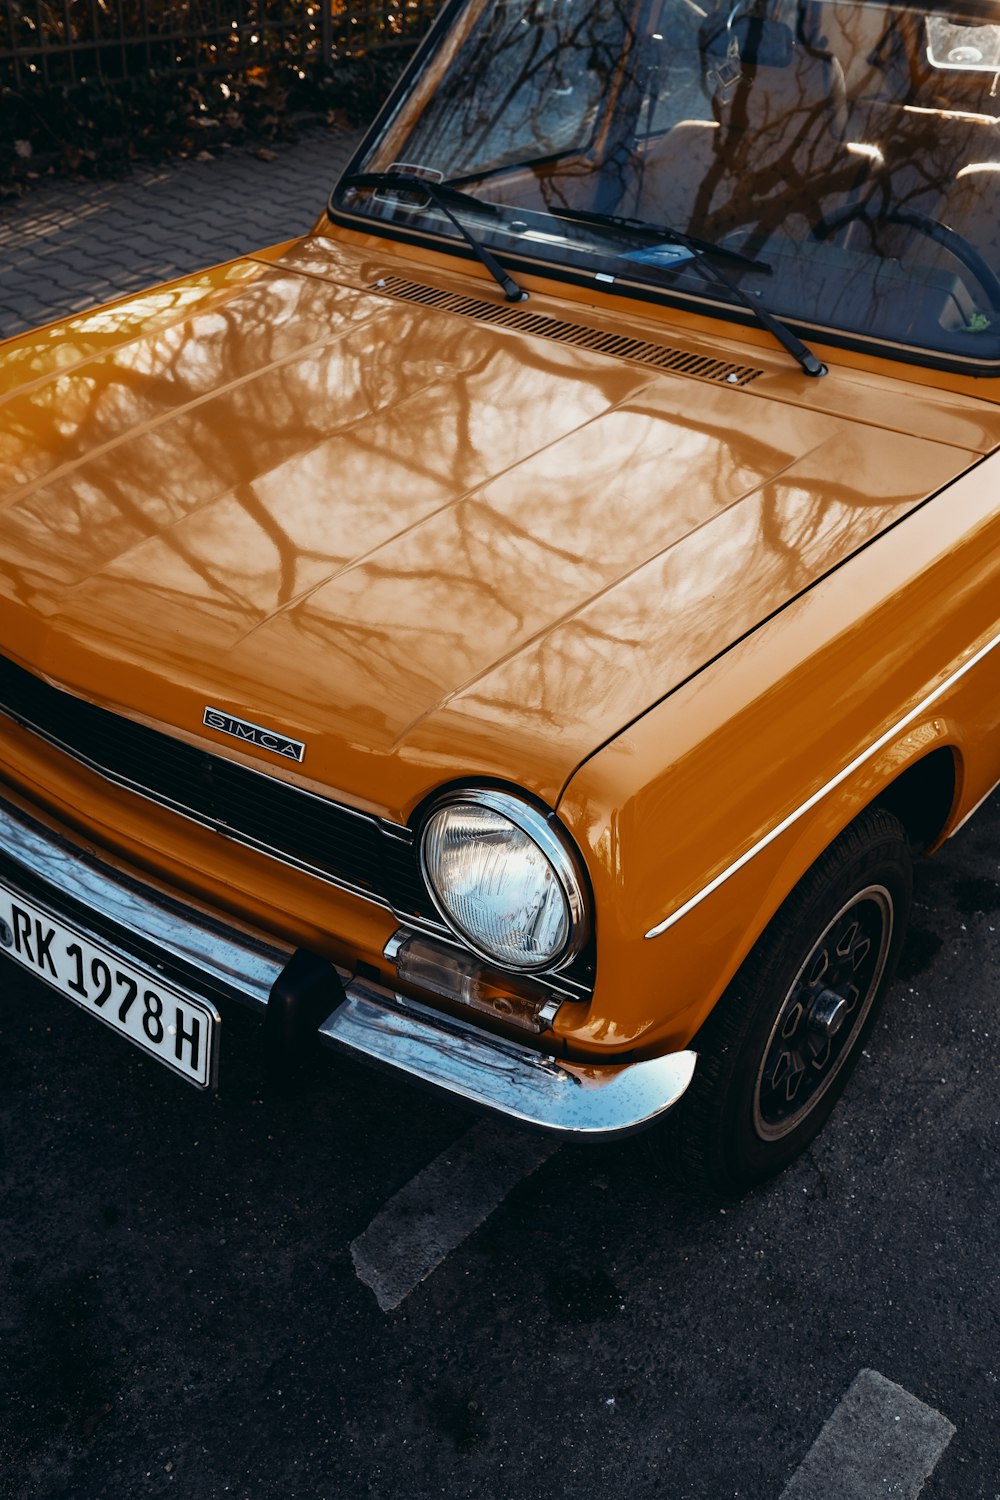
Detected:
[635,5,863,247]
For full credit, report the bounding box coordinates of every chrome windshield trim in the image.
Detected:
[644,627,1000,939]
[329,201,1000,378]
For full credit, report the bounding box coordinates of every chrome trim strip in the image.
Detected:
[0,692,389,826]
[378,818,414,842]
[536,995,563,1028]
[0,694,412,912]
[645,627,1000,940]
[0,792,292,1014]
[383,929,407,964]
[320,976,696,1139]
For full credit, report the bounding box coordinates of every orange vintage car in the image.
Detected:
[2,0,1000,1191]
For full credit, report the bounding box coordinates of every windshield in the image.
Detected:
[333,0,1000,371]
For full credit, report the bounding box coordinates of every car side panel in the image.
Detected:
[553,455,1000,1058]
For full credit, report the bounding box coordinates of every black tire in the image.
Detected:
[662,806,913,1195]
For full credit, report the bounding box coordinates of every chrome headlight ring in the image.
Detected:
[417,787,590,973]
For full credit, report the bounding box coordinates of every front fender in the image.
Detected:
[551,456,1000,1059]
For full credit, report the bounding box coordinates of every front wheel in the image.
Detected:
[662,807,912,1195]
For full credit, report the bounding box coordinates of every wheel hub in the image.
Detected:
[753,887,893,1140]
[806,988,850,1046]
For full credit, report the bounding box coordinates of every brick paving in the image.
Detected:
[0,126,365,340]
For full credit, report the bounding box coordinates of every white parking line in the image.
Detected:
[350,1118,560,1311]
[779,1368,956,1500]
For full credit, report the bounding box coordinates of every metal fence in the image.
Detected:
[0,0,439,87]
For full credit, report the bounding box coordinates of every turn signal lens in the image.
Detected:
[386,930,563,1031]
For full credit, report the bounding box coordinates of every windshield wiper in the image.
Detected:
[550,205,771,275]
[342,176,825,376]
[549,206,827,379]
[342,172,528,303]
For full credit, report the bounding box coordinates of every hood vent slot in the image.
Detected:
[369,275,763,387]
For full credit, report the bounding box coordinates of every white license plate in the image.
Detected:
[0,879,219,1088]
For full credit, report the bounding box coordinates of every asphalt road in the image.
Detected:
[1,791,998,1499]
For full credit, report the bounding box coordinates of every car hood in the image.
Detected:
[0,241,989,816]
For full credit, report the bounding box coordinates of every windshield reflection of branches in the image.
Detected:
[356,0,1000,358]
[401,0,638,178]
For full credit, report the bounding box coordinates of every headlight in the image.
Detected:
[418,789,588,972]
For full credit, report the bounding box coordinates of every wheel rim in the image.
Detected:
[752,885,893,1141]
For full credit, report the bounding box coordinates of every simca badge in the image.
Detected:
[203,707,306,763]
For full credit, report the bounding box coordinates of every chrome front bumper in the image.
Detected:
[0,791,295,1013]
[318,984,696,1138]
[0,793,696,1140]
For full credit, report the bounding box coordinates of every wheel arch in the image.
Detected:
[869,743,960,854]
[716,737,962,987]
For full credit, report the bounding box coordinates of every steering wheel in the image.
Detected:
[812,203,1000,315]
